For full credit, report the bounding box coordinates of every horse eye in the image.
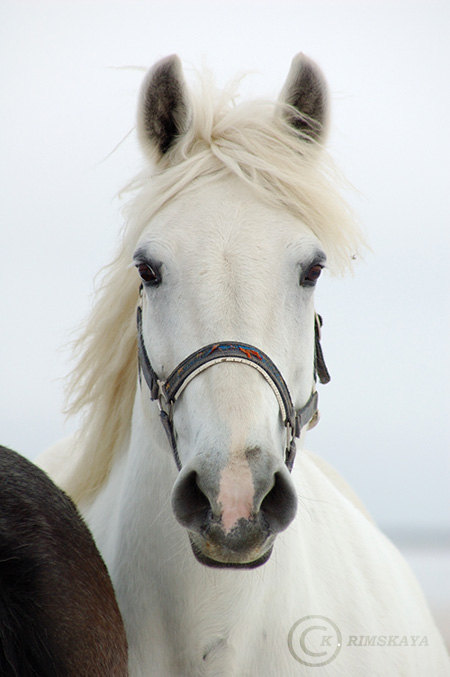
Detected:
[302,264,323,287]
[136,262,161,286]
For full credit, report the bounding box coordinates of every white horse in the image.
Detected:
[39,54,449,675]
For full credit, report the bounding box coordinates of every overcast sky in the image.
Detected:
[1,0,449,534]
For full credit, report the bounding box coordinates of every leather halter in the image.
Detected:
[136,292,330,472]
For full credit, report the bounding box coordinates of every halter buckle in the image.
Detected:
[156,380,172,420]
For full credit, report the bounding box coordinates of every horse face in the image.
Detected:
[134,179,325,567]
[134,53,328,567]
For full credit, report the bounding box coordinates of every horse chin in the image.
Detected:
[188,534,275,569]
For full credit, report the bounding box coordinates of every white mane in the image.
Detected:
[63,74,365,503]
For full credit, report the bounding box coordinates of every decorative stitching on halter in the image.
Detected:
[207,343,263,361]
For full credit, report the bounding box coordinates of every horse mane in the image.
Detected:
[63,72,365,503]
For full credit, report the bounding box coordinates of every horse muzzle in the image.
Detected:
[171,460,297,568]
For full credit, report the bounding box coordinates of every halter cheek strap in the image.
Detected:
[136,300,329,472]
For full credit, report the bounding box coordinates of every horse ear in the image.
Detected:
[137,55,190,159]
[279,53,328,142]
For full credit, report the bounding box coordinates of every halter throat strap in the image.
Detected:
[137,303,328,472]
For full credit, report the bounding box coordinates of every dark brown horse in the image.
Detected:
[0,446,128,676]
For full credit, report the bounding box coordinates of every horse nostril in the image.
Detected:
[171,470,211,531]
[260,471,297,533]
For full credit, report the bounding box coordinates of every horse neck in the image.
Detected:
[88,383,178,551]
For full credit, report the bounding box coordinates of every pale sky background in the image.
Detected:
[1,1,449,543]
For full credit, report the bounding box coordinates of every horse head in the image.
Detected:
[131,54,337,568]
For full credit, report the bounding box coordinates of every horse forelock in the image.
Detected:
[129,78,364,273]
[62,71,365,504]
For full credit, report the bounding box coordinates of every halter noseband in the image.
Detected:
[136,292,330,472]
